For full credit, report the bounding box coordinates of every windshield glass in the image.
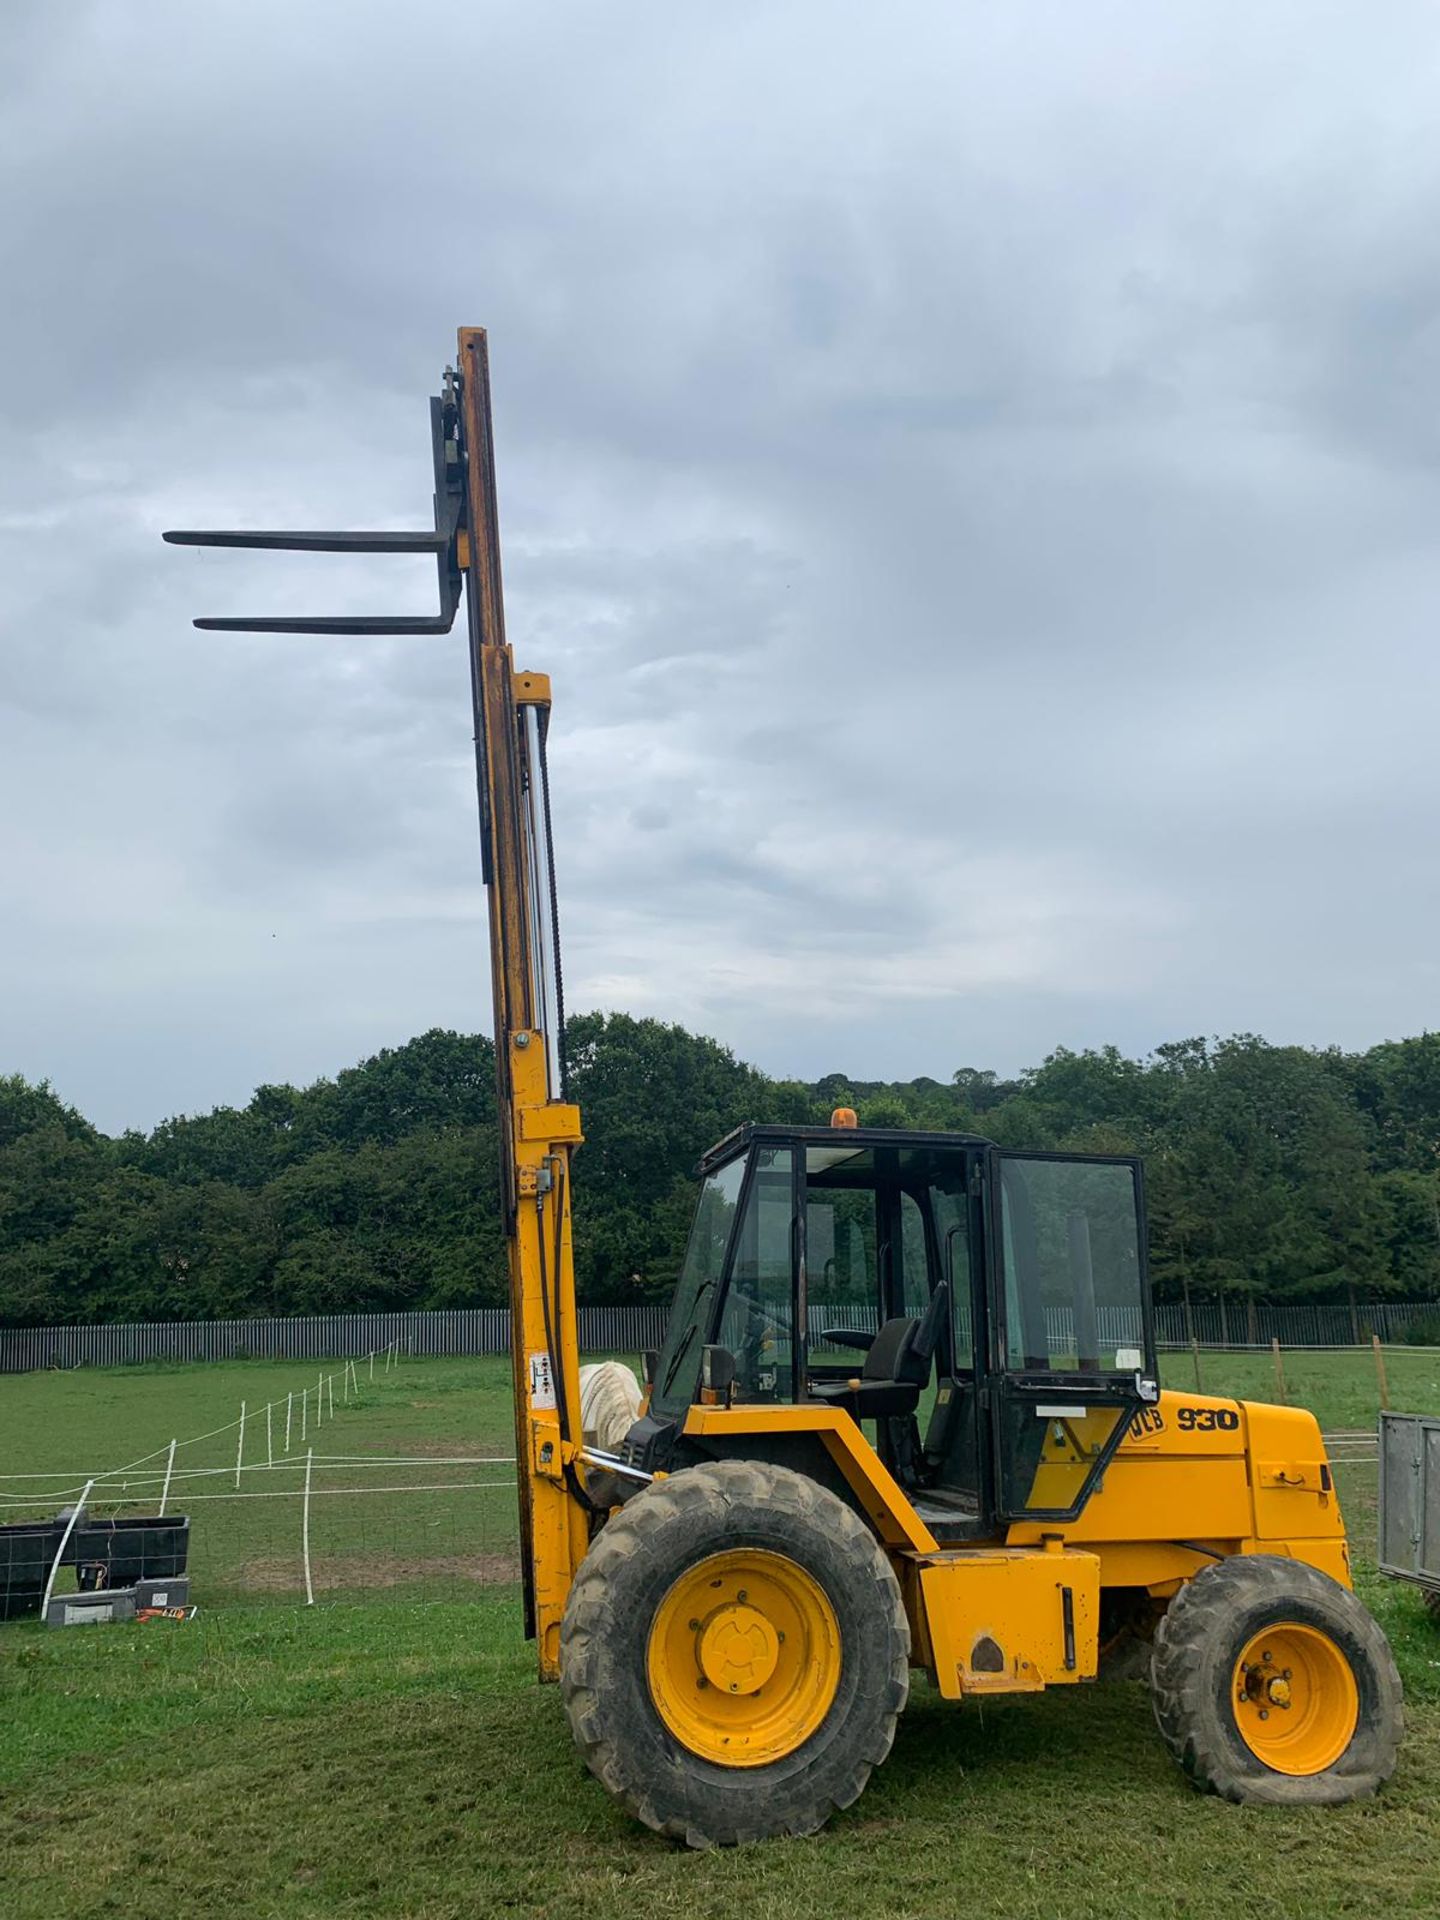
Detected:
[650,1156,747,1416]
[715,1148,794,1401]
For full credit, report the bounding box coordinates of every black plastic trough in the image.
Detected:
[0,1513,191,1618]
[0,1519,63,1621]
[67,1515,190,1590]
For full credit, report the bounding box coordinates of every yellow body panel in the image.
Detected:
[906,1547,1100,1697]
[1006,1390,1349,1589]
[1243,1399,1346,1551]
[683,1405,940,1553]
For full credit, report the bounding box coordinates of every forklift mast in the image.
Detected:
[165,328,588,1672]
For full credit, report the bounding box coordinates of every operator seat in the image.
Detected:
[810,1282,950,1422]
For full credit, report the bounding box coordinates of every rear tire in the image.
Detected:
[559,1459,909,1847]
[1150,1555,1402,1805]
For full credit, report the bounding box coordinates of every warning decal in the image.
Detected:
[528,1351,557,1411]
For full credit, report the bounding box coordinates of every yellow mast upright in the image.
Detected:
[456,328,589,1676]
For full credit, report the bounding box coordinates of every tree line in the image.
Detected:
[3,1016,1440,1326]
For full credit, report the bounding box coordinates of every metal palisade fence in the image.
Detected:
[817,1299,1440,1354]
[1,1298,1438,1374]
[0,1305,671,1374]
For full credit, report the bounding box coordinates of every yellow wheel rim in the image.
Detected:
[646,1549,842,1767]
[1231,1621,1359,1776]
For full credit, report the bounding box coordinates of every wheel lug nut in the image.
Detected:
[736,1591,747,1603]
[1259,1709,1269,1720]
[689,1619,700,1630]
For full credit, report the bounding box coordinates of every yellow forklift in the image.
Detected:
[168,328,1403,1847]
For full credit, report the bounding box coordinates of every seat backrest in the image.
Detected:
[861,1316,919,1382]
[862,1282,951,1386]
[897,1280,950,1385]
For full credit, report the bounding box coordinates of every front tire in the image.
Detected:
[559,1459,909,1847]
[1150,1555,1402,1805]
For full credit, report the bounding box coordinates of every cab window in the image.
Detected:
[715,1147,795,1400]
[649,1155,746,1417]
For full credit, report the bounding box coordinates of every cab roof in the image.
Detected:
[695,1121,998,1179]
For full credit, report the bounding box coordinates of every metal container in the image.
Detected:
[1378,1411,1440,1596]
[45,1586,138,1628]
[135,1575,190,1611]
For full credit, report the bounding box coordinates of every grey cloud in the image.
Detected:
[5,1,1440,1131]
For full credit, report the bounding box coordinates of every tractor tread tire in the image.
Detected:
[560,1458,909,1847]
[1150,1554,1402,1806]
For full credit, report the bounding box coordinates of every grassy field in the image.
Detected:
[2,1348,1439,1918]
[0,1354,523,1605]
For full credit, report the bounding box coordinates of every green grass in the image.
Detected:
[2,1349,1440,1917]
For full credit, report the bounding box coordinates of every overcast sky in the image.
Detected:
[4,2,1440,1135]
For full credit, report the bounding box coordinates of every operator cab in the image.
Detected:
[639,1117,1159,1540]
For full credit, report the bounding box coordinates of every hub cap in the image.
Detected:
[646,1549,841,1767]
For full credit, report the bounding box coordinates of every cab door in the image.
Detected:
[986,1150,1159,1524]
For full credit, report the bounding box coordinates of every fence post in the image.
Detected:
[266,1401,273,1468]
[369,1350,375,1382]
[1271,1337,1287,1403]
[285,1391,293,1454]
[327,1373,334,1420]
[235,1401,246,1488]
[317,1371,324,1425]
[159,1439,176,1517]
[1372,1332,1391,1411]
[302,1448,315,1606]
[1190,1337,1204,1394]
[301,1386,308,1443]
[42,1479,95,1619]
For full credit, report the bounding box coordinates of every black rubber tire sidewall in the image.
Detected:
[1150,1556,1403,1806]
[560,1460,909,1845]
